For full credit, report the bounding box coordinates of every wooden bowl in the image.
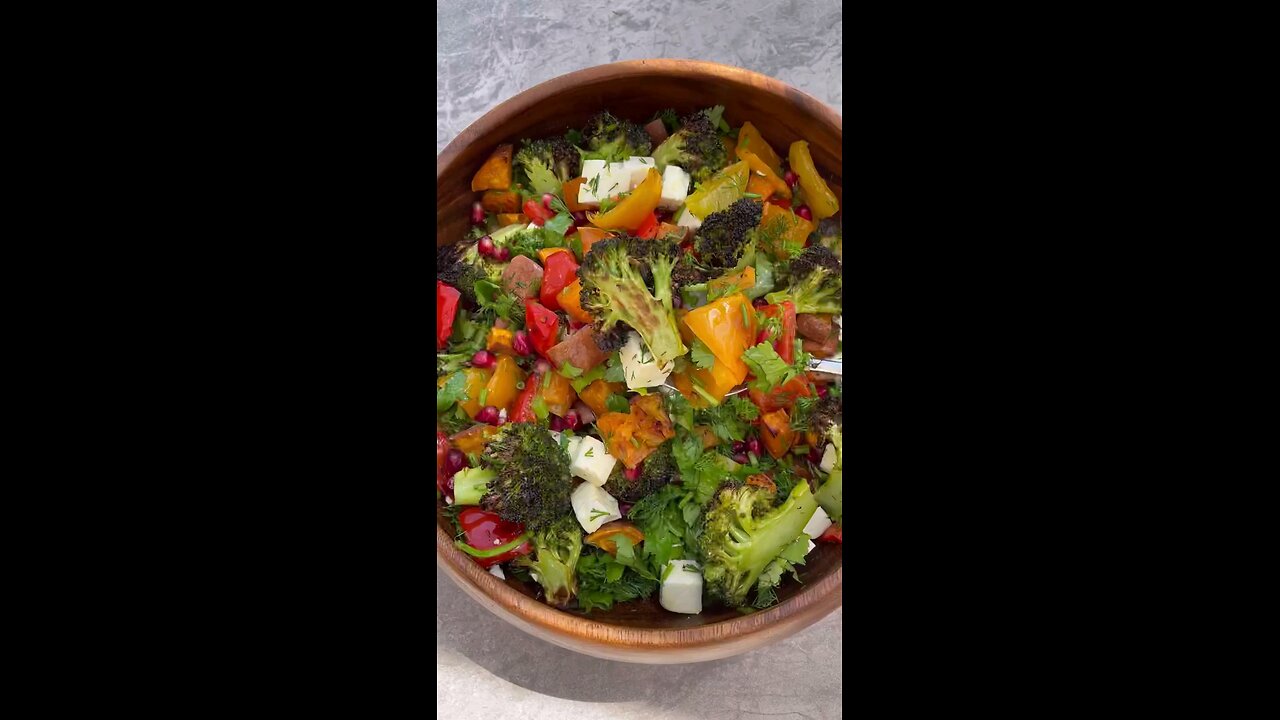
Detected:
[436,59,842,664]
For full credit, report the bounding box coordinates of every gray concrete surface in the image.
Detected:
[437,1,842,717]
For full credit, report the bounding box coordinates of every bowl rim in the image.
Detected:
[436,58,842,655]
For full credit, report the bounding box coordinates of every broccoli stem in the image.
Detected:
[451,467,496,506]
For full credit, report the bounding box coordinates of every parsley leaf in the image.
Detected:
[543,212,574,236]
[742,342,794,390]
[690,338,716,370]
[436,372,470,413]
[606,393,630,414]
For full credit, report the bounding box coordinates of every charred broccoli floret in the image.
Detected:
[693,198,762,270]
[469,423,573,531]
[513,514,583,607]
[437,238,503,306]
[764,245,841,315]
[592,324,631,354]
[670,253,710,299]
[652,109,729,183]
[810,216,842,257]
[516,136,581,195]
[700,478,818,608]
[605,440,678,501]
[577,235,687,366]
[651,108,680,134]
[579,111,652,163]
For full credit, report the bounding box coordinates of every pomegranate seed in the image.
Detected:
[493,246,511,262]
[565,224,577,235]
[572,211,588,225]
[548,414,566,431]
[471,350,495,369]
[817,385,829,398]
[512,331,531,356]
[619,502,634,516]
[783,170,800,188]
[756,330,769,344]
[624,465,642,481]
[732,453,749,465]
[752,297,767,308]
[731,441,746,454]
[747,437,761,455]
[671,294,683,309]
[808,446,823,463]
[446,449,467,474]
[471,202,485,225]
[564,410,580,430]
[477,235,495,257]
[542,193,556,211]
[534,359,551,374]
[476,406,501,425]
[772,198,792,210]
[795,205,813,222]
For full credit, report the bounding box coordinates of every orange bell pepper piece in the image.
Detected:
[484,355,524,412]
[748,377,814,413]
[539,371,577,417]
[450,424,500,455]
[759,408,795,458]
[497,213,528,226]
[738,149,791,200]
[563,177,590,212]
[756,203,815,260]
[630,395,675,447]
[584,520,646,556]
[557,279,594,324]
[588,168,662,231]
[681,293,756,379]
[735,122,784,178]
[538,247,570,264]
[470,144,513,192]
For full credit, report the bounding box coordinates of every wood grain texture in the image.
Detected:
[436,59,842,664]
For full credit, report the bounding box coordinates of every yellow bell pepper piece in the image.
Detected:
[684,161,750,220]
[588,168,662,231]
[484,355,524,412]
[486,327,515,355]
[736,122,784,178]
[756,203,815,260]
[438,367,492,418]
[787,141,839,220]
[738,149,791,200]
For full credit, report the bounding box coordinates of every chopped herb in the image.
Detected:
[478,388,489,407]
[584,447,595,458]
[589,508,611,521]
[690,338,716,370]
[606,394,630,413]
[558,361,584,379]
[743,192,762,199]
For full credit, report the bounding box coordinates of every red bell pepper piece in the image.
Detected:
[634,212,660,239]
[437,280,461,350]
[748,377,814,413]
[757,301,797,364]
[457,507,532,568]
[510,370,540,423]
[523,199,555,226]
[525,299,560,358]
[817,523,842,544]
[540,251,580,311]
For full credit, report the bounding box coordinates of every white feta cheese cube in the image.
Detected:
[571,435,617,487]
[659,165,691,210]
[676,206,702,231]
[571,482,621,533]
[660,560,703,614]
[819,443,837,474]
[527,223,540,230]
[577,159,609,207]
[624,157,656,188]
[597,165,629,199]
[802,506,832,540]
[618,331,673,390]
[488,565,506,579]
[580,159,607,180]
[806,539,817,556]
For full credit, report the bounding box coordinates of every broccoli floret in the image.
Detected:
[605,440,678,501]
[592,324,631,354]
[670,253,710,300]
[437,238,503,306]
[579,111,652,163]
[814,424,842,523]
[652,110,729,183]
[764,245,841,315]
[700,478,818,608]
[810,216,842,257]
[516,136,581,195]
[477,423,574,531]
[694,199,762,270]
[577,236,687,366]
[513,515,583,607]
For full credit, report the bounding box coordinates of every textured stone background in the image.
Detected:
[437,1,842,717]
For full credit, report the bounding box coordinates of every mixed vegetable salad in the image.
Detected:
[436,106,843,615]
